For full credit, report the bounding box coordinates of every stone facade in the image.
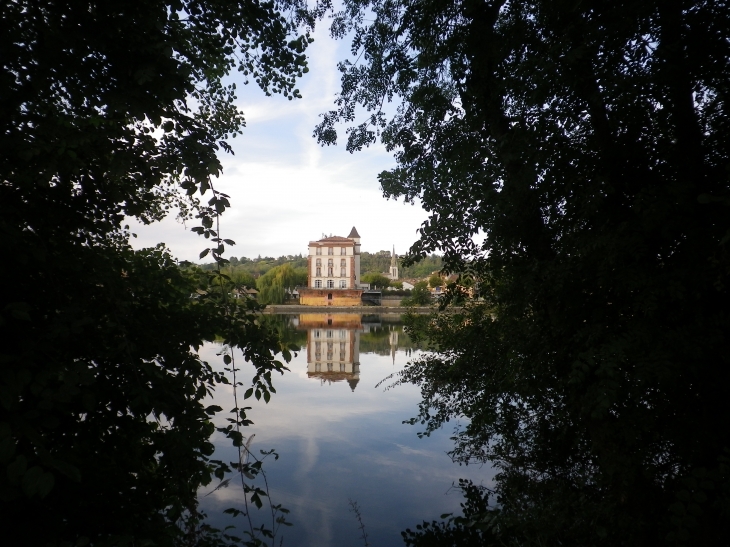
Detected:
[298,288,363,307]
[303,227,364,305]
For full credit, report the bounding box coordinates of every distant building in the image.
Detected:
[299,227,364,306]
[386,246,399,280]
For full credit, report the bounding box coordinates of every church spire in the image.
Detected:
[389,246,399,280]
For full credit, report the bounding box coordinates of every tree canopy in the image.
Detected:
[401,281,432,306]
[1,1,316,544]
[427,274,443,288]
[256,264,307,304]
[319,0,730,544]
[361,271,392,288]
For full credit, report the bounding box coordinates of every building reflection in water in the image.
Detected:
[298,313,401,391]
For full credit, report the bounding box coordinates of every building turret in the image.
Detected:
[347,226,361,244]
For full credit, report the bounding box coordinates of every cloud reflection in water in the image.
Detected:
[198,313,493,547]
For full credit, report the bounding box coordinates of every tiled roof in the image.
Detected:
[310,236,354,244]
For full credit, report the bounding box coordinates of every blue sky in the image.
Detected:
[129,24,429,263]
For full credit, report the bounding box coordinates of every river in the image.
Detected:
[197,312,493,547]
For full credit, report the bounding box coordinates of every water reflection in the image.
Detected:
[299,314,362,389]
[199,313,491,547]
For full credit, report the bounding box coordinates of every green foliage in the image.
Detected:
[321,0,730,544]
[360,251,443,279]
[361,271,391,288]
[201,255,308,277]
[359,251,392,276]
[256,264,307,304]
[228,270,257,291]
[427,274,443,288]
[401,480,498,547]
[0,0,315,544]
[400,255,443,279]
[401,281,432,307]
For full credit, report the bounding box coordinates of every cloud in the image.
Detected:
[128,26,429,263]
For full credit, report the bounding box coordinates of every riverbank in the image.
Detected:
[262,305,437,314]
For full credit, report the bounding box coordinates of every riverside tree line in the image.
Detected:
[194,252,444,304]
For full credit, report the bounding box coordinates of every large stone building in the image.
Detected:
[299,227,364,306]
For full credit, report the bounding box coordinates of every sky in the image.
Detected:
[129,23,430,263]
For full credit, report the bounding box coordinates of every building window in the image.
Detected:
[314,330,320,338]
[340,259,346,267]
[327,363,333,372]
[341,247,346,255]
[315,279,322,288]
[328,247,333,255]
[316,258,321,266]
[327,280,334,288]
[327,330,333,338]
[316,267,321,276]
[340,280,347,288]
[316,247,321,255]
[340,268,346,277]
[315,362,321,372]
[339,363,345,372]
[339,330,346,339]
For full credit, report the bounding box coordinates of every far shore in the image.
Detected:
[262,305,438,314]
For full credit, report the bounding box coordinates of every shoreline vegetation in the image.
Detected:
[262,305,440,314]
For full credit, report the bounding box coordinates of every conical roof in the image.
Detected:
[347,226,360,239]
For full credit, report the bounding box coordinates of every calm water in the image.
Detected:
[198,313,493,547]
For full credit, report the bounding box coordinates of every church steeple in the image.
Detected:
[389,246,399,280]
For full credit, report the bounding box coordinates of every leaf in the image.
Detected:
[7,455,27,485]
[199,248,210,259]
[21,465,44,497]
[0,437,16,463]
[36,471,55,498]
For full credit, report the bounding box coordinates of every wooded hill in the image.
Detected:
[197,251,443,280]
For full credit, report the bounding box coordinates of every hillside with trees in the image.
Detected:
[198,251,443,284]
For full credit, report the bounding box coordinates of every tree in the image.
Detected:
[361,271,391,288]
[256,264,307,304]
[318,0,730,544]
[229,270,257,292]
[427,274,443,289]
[0,1,315,544]
[401,281,432,307]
